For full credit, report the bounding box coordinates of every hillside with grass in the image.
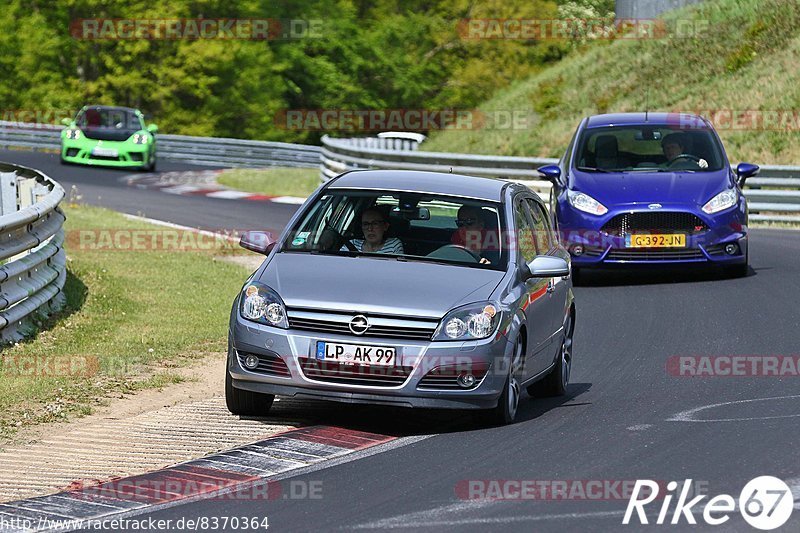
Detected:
[424,0,800,165]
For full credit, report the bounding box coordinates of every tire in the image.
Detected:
[527,311,573,398]
[483,337,522,426]
[225,369,275,416]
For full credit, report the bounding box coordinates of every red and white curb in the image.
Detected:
[125,174,306,205]
[0,426,395,532]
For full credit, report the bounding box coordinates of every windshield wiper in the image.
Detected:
[576,166,613,173]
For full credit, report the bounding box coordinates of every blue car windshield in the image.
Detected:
[282,190,507,270]
[575,126,726,172]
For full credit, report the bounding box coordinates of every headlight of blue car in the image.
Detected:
[433,302,502,341]
[567,189,608,215]
[702,188,737,214]
[239,282,288,328]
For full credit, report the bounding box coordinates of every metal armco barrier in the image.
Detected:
[321,135,800,225]
[0,162,66,342]
[0,121,321,168]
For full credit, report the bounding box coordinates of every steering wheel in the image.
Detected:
[668,154,701,167]
[320,220,357,251]
[427,244,482,262]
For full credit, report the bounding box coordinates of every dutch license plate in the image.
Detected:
[92,147,118,157]
[315,341,396,366]
[625,234,686,248]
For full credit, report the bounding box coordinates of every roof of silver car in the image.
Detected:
[326,170,509,201]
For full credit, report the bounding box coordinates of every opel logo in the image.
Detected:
[648,203,662,210]
[349,314,370,335]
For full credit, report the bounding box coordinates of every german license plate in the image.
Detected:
[625,234,686,248]
[92,147,118,157]
[315,341,396,366]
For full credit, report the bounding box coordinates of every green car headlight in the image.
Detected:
[65,129,81,140]
[132,133,149,145]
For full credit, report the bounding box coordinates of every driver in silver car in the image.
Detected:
[451,205,496,264]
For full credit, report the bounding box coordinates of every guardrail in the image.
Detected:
[0,122,320,168]
[0,162,66,342]
[321,135,800,225]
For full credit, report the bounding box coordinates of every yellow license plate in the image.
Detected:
[626,234,686,248]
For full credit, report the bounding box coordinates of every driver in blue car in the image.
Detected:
[451,205,498,265]
[661,133,708,169]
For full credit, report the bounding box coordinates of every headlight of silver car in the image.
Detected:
[65,129,81,140]
[567,189,608,215]
[433,302,502,341]
[702,188,737,214]
[239,282,288,328]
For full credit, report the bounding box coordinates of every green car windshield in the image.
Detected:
[76,108,143,131]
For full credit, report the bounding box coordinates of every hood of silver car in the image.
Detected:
[257,252,505,318]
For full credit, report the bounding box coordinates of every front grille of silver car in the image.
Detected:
[299,358,413,387]
[286,308,439,341]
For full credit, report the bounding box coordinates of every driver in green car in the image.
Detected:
[661,132,708,169]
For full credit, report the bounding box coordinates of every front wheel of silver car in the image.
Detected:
[225,370,275,416]
[528,311,572,398]
[484,338,522,426]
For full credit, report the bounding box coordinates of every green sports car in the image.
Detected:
[61,105,158,170]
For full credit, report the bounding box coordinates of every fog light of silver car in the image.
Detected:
[457,372,476,388]
[243,354,260,369]
[571,245,584,256]
[725,243,738,255]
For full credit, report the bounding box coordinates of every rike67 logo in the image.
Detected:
[624,476,794,530]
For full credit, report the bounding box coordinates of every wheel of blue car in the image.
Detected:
[225,368,275,416]
[528,311,572,397]
[484,337,523,425]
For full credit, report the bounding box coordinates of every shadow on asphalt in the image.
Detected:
[238,382,593,438]
[575,265,754,287]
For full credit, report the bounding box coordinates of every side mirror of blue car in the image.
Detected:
[537,165,561,184]
[736,163,759,187]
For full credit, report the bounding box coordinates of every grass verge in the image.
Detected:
[217,167,319,197]
[0,204,251,442]
[424,0,800,165]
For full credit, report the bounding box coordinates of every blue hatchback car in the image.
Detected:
[538,113,759,279]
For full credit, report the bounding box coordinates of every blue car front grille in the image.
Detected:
[602,212,707,237]
[606,248,705,261]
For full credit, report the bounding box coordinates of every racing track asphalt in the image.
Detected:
[3,149,799,532]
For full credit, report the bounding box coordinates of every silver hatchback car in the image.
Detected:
[226,170,575,424]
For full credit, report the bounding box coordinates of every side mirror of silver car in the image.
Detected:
[526,256,570,278]
[240,231,276,255]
